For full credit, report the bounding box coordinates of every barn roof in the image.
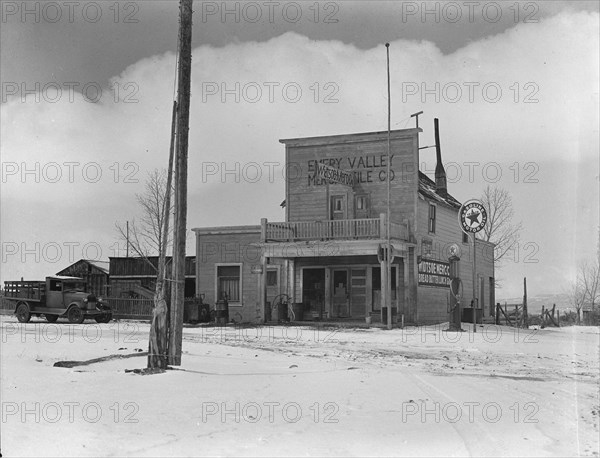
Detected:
[84,260,110,274]
[56,259,110,276]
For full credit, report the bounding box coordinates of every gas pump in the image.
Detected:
[447,245,463,332]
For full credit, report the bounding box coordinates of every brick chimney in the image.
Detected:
[434,118,447,195]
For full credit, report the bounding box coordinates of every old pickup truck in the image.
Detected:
[4,276,112,324]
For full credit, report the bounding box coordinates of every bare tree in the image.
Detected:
[480,185,523,263]
[567,278,586,323]
[580,259,600,311]
[114,166,174,371]
[115,169,173,265]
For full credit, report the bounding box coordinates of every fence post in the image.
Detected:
[541,305,545,327]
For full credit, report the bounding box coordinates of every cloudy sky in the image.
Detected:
[1,0,598,299]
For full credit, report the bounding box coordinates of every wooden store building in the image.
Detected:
[193,126,495,325]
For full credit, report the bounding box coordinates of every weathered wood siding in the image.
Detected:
[283,130,420,232]
[109,256,195,277]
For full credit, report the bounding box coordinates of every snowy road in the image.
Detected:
[1,317,598,457]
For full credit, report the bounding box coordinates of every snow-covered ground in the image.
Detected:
[1,316,598,457]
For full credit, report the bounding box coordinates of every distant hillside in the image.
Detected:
[496,293,571,314]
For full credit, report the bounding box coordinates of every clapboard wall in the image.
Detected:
[416,197,495,323]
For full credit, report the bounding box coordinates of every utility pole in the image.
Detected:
[169,0,193,366]
[385,43,392,330]
[523,277,529,328]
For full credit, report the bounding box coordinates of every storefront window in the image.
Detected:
[217,265,241,302]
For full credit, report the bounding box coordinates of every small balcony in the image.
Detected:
[260,214,409,243]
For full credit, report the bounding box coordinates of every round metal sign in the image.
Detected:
[459,199,488,234]
[448,243,461,258]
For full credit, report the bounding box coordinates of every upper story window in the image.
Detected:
[355,195,369,218]
[462,231,469,244]
[428,204,436,234]
[330,195,345,220]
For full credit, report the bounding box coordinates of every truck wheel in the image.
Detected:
[95,313,112,324]
[45,315,58,323]
[16,303,31,323]
[67,307,85,324]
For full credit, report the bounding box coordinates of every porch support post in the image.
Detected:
[324,269,331,320]
[366,267,373,318]
[410,246,418,322]
[260,218,267,242]
[289,260,295,304]
[195,231,201,297]
[379,213,386,238]
[403,254,410,321]
[260,254,268,323]
[380,257,388,324]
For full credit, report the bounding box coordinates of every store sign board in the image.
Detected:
[418,259,450,287]
[315,163,355,187]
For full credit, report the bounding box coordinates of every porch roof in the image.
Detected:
[253,239,412,258]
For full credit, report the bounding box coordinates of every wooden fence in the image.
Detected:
[107,297,154,319]
[495,303,525,327]
[539,304,561,328]
[495,302,563,328]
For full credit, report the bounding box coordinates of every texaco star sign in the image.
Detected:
[459,199,488,234]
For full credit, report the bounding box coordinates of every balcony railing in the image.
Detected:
[261,214,409,242]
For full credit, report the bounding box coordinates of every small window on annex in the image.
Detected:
[217,265,241,302]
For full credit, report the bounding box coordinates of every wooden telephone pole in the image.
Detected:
[169,0,193,366]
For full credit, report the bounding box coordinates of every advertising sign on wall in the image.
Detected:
[418,259,450,287]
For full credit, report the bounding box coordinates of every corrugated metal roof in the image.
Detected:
[418,171,462,209]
